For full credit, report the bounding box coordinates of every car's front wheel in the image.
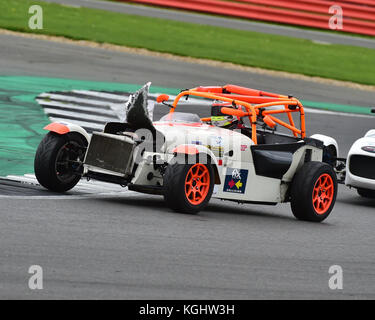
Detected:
[34,132,87,192]
[163,160,214,214]
[290,161,337,222]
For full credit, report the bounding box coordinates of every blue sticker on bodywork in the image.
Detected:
[223,168,248,194]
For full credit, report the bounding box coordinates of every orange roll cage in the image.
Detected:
[168,84,306,145]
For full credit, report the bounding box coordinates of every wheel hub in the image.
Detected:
[184,164,210,205]
[312,174,334,215]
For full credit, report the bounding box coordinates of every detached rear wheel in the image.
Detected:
[290,161,337,222]
[164,161,214,214]
[34,132,87,192]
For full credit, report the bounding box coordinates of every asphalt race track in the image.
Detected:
[0,32,375,299]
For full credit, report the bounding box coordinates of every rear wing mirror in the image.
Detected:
[156,94,175,108]
[156,94,170,103]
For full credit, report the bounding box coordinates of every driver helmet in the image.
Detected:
[211,101,235,128]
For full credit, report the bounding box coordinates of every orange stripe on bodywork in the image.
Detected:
[173,145,199,155]
[44,123,70,134]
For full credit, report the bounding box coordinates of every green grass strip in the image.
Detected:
[1,0,375,85]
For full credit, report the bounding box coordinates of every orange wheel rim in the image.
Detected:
[185,164,210,205]
[312,173,334,215]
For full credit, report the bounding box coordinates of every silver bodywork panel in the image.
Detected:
[84,132,135,177]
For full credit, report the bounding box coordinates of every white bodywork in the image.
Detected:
[46,119,325,203]
[310,134,339,157]
[365,129,375,138]
[345,133,375,191]
[128,121,323,204]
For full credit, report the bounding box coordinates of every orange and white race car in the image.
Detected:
[34,83,338,222]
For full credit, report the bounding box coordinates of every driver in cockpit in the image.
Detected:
[210,101,244,130]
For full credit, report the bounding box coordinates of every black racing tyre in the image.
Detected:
[163,159,214,214]
[290,161,337,222]
[34,132,87,192]
[357,188,375,199]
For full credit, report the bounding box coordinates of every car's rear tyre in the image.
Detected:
[34,132,87,192]
[163,159,214,214]
[290,161,337,222]
[357,188,375,199]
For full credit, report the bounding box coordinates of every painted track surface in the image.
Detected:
[40,0,375,49]
[0,33,375,299]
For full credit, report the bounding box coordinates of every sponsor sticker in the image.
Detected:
[206,145,224,157]
[223,168,248,194]
[213,136,223,146]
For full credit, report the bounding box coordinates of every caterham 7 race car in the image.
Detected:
[34,83,339,222]
[344,108,375,199]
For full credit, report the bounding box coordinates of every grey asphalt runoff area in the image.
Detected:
[0,33,375,299]
[40,0,375,49]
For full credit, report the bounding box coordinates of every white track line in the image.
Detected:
[0,173,141,199]
[304,107,374,118]
[72,90,130,101]
[6,175,40,184]
[22,174,127,192]
[38,93,124,108]
[36,100,117,116]
[0,192,142,200]
[43,108,118,123]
